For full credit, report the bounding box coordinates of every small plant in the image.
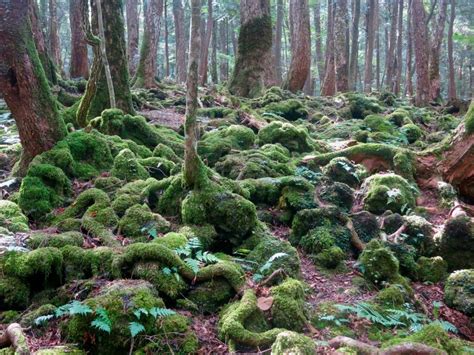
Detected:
[129,307,176,337]
[174,238,220,274]
[252,252,288,282]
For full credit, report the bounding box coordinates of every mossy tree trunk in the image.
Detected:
[49,0,62,69]
[412,0,430,106]
[88,0,134,118]
[173,0,187,83]
[447,0,456,101]
[363,0,376,93]
[69,0,89,79]
[134,0,163,88]
[126,0,140,76]
[334,0,349,93]
[184,0,207,189]
[314,1,324,84]
[0,0,67,175]
[198,0,213,86]
[228,0,273,98]
[429,0,448,102]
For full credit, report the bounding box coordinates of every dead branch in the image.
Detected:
[346,219,366,251]
[260,268,288,287]
[329,336,379,354]
[383,342,447,355]
[0,323,30,355]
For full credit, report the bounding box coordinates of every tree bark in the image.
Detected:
[173,0,186,83]
[283,0,311,92]
[228,0,273,98]
[412,0,430,106]
[219,18,229,82]
[333,0,349,92]
[375,0,380,90]
[406,0,414,97]
[447,0,456,101]
[429,0,448,102]
[0,0,67,175]
[314,0,325,85]
[211,19,218,83]
[274,0,283,84]
[164,0,170,77]
[69,0,89,79]
[126,0,139,76]
[198,0,213,86]
[349,0,360,91]
[363,0,376,92]
[321,0,336,96]
[394,0,403,95]
[49,0,61,68]
[385,0,398,92]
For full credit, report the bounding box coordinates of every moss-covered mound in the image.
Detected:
[257,121,313,153]
[439,216,474,271]
[444,269,474,316]
[357,240,400,285]
[0,200,29,233]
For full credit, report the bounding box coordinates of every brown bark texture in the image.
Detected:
[198,0,213,85]
[274,0,283,84]
[349,0,360,91]
[412,0,430,106]
[429,0,448,102]
[49,0,61,68]
[363,0,376,92]
[69,0,89,79]
[126,0,140,75]
[394,0,403,95]
[447,0,456,100]
[321,0,336,96]
[173,0,186,83]
[314,0,325,84]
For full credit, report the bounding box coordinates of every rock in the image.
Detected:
[271,331,316,355]
[444,269,474,316]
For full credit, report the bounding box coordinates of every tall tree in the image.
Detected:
[363,0,376,92]
[284,0,311,92]
[334,0,350,92]
[0,0,67,174]
[314,1,325,84]
[184,0,206,188]
[219,18,229,81]
[210,19,218,83]
[349,0,361,91]
[274,0,284,84]
[321,0,336,96]
[429,0,448,102]
[126,0,139,75]
[412,0,430,106]
[134,0,163,88]
[447,0,456,101]
[173,0,186,83]
[394,0,403,95]
[69,0,89,79]
[49,0,61,68]
[164,0,170,77]
[385,0,398,92]
[228,0,272,98]
[198,0,213,85]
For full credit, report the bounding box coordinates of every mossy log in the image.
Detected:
[0,323,30,355]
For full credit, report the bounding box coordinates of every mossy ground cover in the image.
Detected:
[1,86,473,354]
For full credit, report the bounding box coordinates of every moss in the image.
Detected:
[153,232,188,249]
[0,276,29,310]
[61,246,114,281]
[20,303,57,327]
[34,346,85,354]
[387,108,411,127]
[382,323,464,354]
[318,182,354,212]
[358,240,400,285]
[178,224,218,250]
[393,151,416,181]
[271,331,315,355]
[257,121,313,153]
[300,223,351,254]
[362,173,417,215]
[444,269,474,316]
[138,156,176,180]
[19,164,72,220]
[416,256,448,283]
[144,175,186,217]
[323,157,364,188]
[402,123,423,143]
[314,246,346,269]
[363,114,395,133]
[27,231,83,249]
[464,100,474,134]
[153,143,183,163]
[198,125,256,165]
[402,215,436,256]
[270,278,307,332]
[0,310,20,324]
[341,92,383,119]
[375,284,411,308]
[262,99,309,121]
[187,279,235,313]
[93,176,123,195]
[131,262,188,298]
[118,204,170,241]
[110,149,149,181]
[386,242,419,279]
[351,211,380,244]
[0,200,29,233]
[439,216,474,271]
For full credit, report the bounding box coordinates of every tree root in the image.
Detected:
[0,323,30,355]
[346,219,366,251]
[329,336,379,354]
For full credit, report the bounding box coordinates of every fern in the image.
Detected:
[68,301,93,316]
[149,307,176,319]
[133,308,149,320]
[252,252,288,282]
[185,257,200,274]
[91,308,111,334]
[34,314,54,326]
[129,322,146,337]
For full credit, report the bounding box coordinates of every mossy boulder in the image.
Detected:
[299,224,351,255]
[375,284,412,308]
[271,331,315,355]
[323,157,364,188]
[0,276,29,310]
[402,123,423,143]
[257,121,313,153]
[342,92,383,119]
[416,256,448,283]
[351,211,380,244]
[439,216,474,271]
[318,182,354,212]
[27,231,83,249]
[314,246,346,269]
[187,279,235,313]
[362,173,417,215]
[61,246,114,281]
[444,269,474,316]
[0,200,29,233]
[262,99,309,121]
[118,204,170,241]
[111,149,149,181]
[402,215,436,256]
[270,278,307,332]
[358,240,400,285]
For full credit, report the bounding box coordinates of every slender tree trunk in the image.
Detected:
[0,0,67,175]
[210,19,218,84]
[375,0,380,90]
[274,0,283,84]
[314,0,324,84]
[334,0,349,92]
[126,0,139,76]
[198,0,213,85]
[412,0,430,106]
[49,0,61,68]
[349,0,360,91]
[284,0,311,92]
[172,0,186,83]
[321,0,336,96]
[429,0,448,102]
[385,0,398,92]
[406,0,414,97]
[164,0,170,77]
[447,0,456,101]
[184,0,206,189]
[364,0,376,92]
[229,0,273,98]
[69,0,89,79]
[394,0,403,95]
[96,0,115,108]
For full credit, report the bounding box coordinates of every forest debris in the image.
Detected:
[0,323,30,355]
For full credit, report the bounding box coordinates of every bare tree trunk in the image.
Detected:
[385,0,398,92]
[349,0,360,91]
[394,0,403,95]
[229,0,273,98]
[164,0,170,77]
[412,0,430,106]
[69,0,89,79]
[184,0,207,189]
[49,0,61,69]
[321,0,336,96]
[126,0,139,76]
[219,19,229,82]
[0,0,67,175]
[429,0,448,102]
[210,19,218,83]
[363,0,376,92]
[284,0,311,92]
[314,0,324,85]
[406,0,414,97]
[198,0,213,85]
[173,0,186,83]
[334,0,349,92]
[274,0,283,84]
[375,0,380,90]
[447,0,456,101]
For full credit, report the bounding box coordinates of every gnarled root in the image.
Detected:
[0,323,30,355]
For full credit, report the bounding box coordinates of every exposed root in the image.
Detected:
[346,219,365,251]
[0,323,30,355]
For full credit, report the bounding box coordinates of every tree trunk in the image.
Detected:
[412,0,430,106]
[333,0,349,92]
[314,0,324,85]
[134,0,163,88]
[321,0,336,96]
[210,19,218,84]
[126,0,139,76]
[447,0,456,101]
[88,0,134,118]
[198,0,213,86]
[363,0,376,92]
[173,0,186,83]
[274,0,283,84]
[375,0,380,90]
[429,0,448,102]
[184,0,207,189]
[69,0,89,79]
[394,0,403,95]
[49,0,61,68]
[164,0,170,77]
[385,0,398,92]
[219,19,229,82]
[228,0,273,98]
[0,0,67,175]
[406,0,414,97]
[349,0,360,91]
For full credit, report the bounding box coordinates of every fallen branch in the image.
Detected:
[382,342,447,355]
[260,268,288,287]
[384,224,407,244]
[329,335,379,354]
[346,219,365,251]
[0,323,30,355]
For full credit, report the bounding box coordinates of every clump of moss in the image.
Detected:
[118,204,170,241]
[20,303,57,327]
[341,92,383,119]
[387,108,411,126]
[375,284,412,308]
[416,256,448,283]
[138,156,176,180]
[318,182,355,212]
[351,211,380,244]
[0,276,30,310]
[153,143,182,163]
[271,331,315,355]
[270,278,307,332]
[61,246,114,281]
[444,269,474,316]
[0,200,29,233]
[299,223,351,255]
[94,176,123,195]
[314,246,346,269]
[178,224,218,250]
[401,123,423,143]
[439,216,474,271]
[464,101,474,134]
[27,231,83,249]
[110,148,149,181]
[402,215,436,256]
[362,173,417,215]
[187,279,235,313]
[358,240,400,285]
[323,157,365,188]
[262,99,309,121]
[257,121,313,153]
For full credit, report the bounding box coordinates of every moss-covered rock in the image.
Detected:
[439,216,474,271]
[0,200,29,233]
[444,269,474,316]
[187,279,235,313]
[61,246,114,281]
[341,92,383,119]
[318,182,354,212]
[358,240,400,285]
[351,211,380,244]
[0,276,29,310]
[257,121,313,153]
[416,256,448,283]
[402,215,436,256]
[118,204,170,241]
[262,99,309,121]
[299,223,351,255]
[401,123,423,143]
[110,148,149,181]
[138,156,176,180]
[323,157,365,188]
[314,246,346,269]
[270,278,307,332]
[271,331,315,355]
[178,224,218,250]
[375,284,412,308]
[27,231,83,249]
[362,173,417,215]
